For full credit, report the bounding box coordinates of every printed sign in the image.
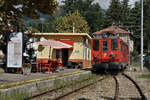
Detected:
[7,32,23,68]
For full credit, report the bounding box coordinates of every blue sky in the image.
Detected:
[57,0,140,9]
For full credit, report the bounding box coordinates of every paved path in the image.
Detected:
[0,68,80,84]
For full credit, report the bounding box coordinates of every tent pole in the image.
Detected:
[49,46,51,62]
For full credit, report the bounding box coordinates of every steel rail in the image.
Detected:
[24,87,62,100]
[25,78,89,100]
[25,76,108,100]
[113,76,119,100]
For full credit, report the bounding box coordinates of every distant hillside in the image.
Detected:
[23,12,51,21]
[102,9,107,14]
[23,16,32,21]
[23,2,108,22]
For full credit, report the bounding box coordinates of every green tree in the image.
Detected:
[0,0,58,55]
[144,0,150,54]
[121,0,130,26]
[25,18,55,33]
[62,0,104,34]
[84,3,104,34]
[105,0,122,26]
[0,0,58,32]
[54,11,89,33]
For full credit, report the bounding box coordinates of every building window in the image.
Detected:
[102,40,108,51]
[93,40,99,51]
[111,40,118,51]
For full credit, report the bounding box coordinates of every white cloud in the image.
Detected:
[93,0,110,9]
[129,0,140,5]
[94,0,140,9]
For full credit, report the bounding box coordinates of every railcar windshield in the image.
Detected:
[93,40,99,51]
[111,40,118,51]
[102,40,108,51]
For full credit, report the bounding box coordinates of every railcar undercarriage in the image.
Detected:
[91,62,127,74]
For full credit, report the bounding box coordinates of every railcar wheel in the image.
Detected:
[91,63,98,74]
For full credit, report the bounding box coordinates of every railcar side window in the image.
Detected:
[102,40,108,51]
[93,40,99,51]
[120,41,122,52]
[111,40,118,51]
[123,44,125,52]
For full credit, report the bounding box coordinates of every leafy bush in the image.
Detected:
[23,63,32,68]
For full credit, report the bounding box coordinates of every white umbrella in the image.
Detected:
[37,39,72,60]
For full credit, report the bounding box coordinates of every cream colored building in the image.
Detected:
[33,33,92,68]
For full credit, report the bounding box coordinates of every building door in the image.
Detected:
[62,49,69,66]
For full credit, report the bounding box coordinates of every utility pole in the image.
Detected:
[141,0,143,71]
[40,18,44,33]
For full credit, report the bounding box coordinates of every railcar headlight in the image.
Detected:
[103,53,107,57]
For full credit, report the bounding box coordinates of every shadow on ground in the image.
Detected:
[76,96,142,100]
[100,96,141,100]
[77,98,91,100]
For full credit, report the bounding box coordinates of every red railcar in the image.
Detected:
[91,38,129,73]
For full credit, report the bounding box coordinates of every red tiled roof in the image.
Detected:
[93,26,130,34]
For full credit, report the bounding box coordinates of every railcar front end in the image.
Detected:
[91,38,128,74]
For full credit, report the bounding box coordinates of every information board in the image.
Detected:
[7,32,23,68]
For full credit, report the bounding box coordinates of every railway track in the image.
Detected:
[113,76,119,100]
[53,76,108,100]
[24,75,109,100]
[121,73,147,100]
[113,73,147,100]
[55,73,147,100]
[24,72,147,100]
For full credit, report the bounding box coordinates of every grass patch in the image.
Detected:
[0,67,3,71]
[130,64,140,68]
[53,73,102,89]
[139,74,150,79]
[0,67,4,73]
[0,89,30,100]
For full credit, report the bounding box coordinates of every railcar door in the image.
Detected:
[62,49,69,66]
[100,39,110,62]
[119,40,123,62]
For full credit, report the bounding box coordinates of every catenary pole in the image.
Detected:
[141,0,143,71]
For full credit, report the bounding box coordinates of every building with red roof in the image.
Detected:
[93,26,133,52]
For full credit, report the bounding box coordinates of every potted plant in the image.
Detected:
[22,63,32,75]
